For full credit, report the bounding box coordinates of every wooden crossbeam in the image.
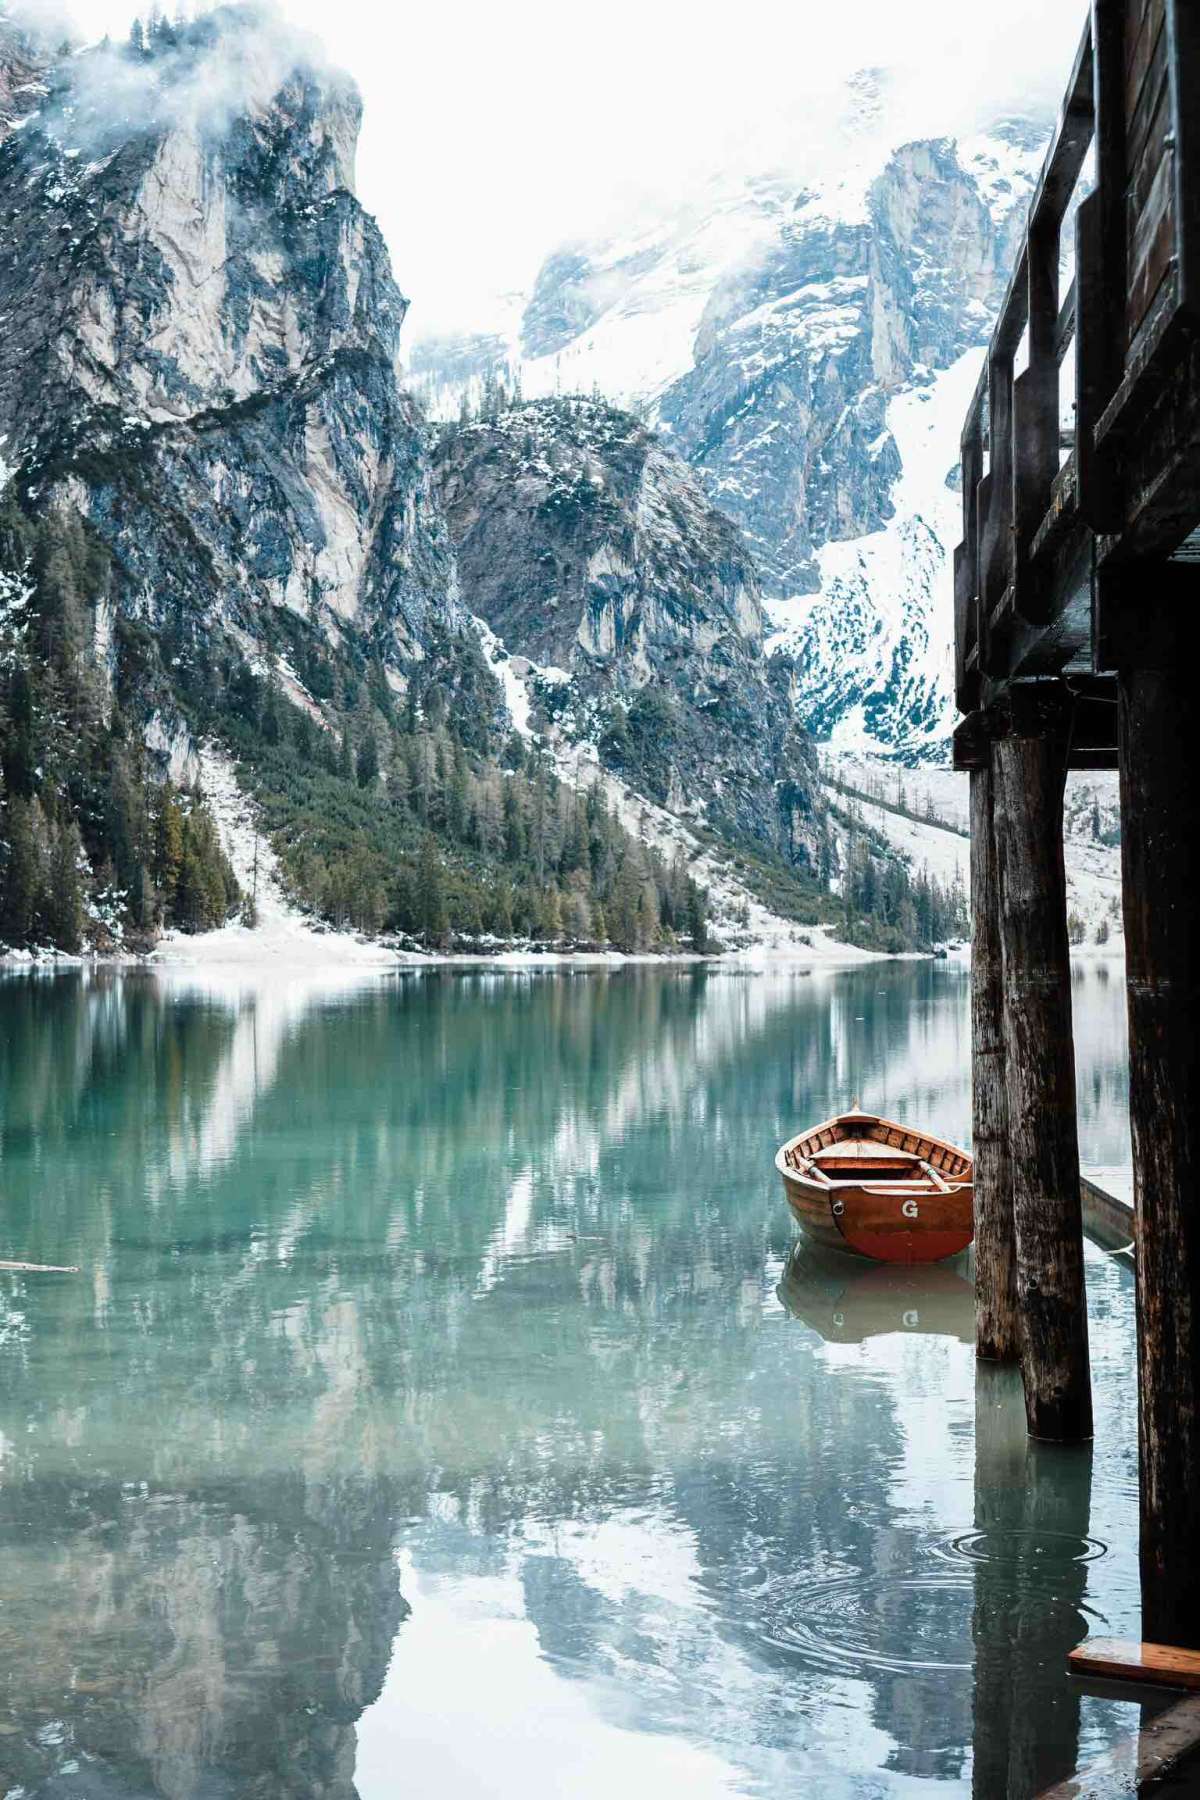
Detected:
[1068,1638,1200,1691]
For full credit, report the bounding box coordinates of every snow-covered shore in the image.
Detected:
[135,738,884,974]
[0,740,1127,978]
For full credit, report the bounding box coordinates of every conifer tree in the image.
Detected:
[686,882,709,954]
[356,732,380,789]
[414,836,449,946]
[45,818,85,953]
[0,796,43,946]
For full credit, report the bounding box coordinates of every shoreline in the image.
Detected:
[0,934,1128,977]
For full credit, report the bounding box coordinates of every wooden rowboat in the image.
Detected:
[776,1105,974,1265]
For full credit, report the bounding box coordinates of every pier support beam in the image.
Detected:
[970,760,1019,1362]
[1115,581,1200,1648]
[993,693,1093,1442]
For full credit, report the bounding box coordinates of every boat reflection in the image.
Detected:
[776,1238,974,1344]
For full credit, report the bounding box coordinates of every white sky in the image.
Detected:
[31,0,1087,336]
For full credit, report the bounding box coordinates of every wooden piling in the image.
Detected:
[970,760,1019,1362]
[992,701,1093,1442]
[1116,586,1200,1648]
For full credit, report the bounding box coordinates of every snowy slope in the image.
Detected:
[152,744,406,970]
[410,180,787,420]
[764,350,980,760]
[824,755,1125,944]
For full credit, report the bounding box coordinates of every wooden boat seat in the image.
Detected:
[818,1166,933,1183]
[811,1140,922,1162]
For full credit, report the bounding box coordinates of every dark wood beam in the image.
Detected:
[972,763,1019,1363]
[992,687,1093,1443]
[1114,574,1200,1647]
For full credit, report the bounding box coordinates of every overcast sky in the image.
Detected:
[35,0,1086,335]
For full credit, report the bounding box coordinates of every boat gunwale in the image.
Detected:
[774,1108,973,1191]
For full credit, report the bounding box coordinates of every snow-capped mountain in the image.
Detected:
[410,77,1049,764]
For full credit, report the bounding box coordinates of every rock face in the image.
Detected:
[434,397,819,859]
[0,6,486,710]
[411,87,1049,761]
[659,130,1034,596]
[0,18,46,139]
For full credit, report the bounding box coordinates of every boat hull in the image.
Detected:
[776,1109,975,1265]
[780,1169,974,1264]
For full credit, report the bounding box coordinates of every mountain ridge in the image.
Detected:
[409,100,1049,763]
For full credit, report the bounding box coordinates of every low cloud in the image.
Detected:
[29,3,351,158]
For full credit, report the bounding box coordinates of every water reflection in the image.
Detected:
[778,1240,975,1344]
[0,963,1139,1797]
[970,1364,1097,1797]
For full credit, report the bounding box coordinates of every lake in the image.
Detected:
[0,960,1144,1797]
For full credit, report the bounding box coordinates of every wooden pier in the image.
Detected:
[954,0,1200,1649]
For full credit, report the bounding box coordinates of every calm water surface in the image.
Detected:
[0,962,1142,1798]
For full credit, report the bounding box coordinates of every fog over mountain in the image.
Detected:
[411,73,1050,764]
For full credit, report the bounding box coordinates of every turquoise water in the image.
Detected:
[0,962,1143,1797]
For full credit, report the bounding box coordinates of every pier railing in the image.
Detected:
[955,0,1200,733]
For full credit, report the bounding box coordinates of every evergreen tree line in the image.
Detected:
[217,660,712,953]
[0,490,958,959]
[839,834,967,950]
[0,498,238,951]
[125,6,197,56]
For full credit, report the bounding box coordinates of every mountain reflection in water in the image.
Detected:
[0,962,1140,1797]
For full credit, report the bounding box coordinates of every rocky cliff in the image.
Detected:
[0,11,963,957]
[0,6,489,721]
[658,127,1037,595]
[434,397,820,860]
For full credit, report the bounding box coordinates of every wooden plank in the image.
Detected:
[1168,0,1200,320]
[983,358,1015,611]
[1126,21,1174,337]
[1055,276,1077,364]
[1126,13,1167,176]
[1030,449,1079,565]
[1014,221,1060,624]
[1036,1693,1200,1798]
[1094,262,1179,448]
[1124,0,1164,114]
[957,409,985,710]
[1092,0,1130,376]
[1099,296,1200,554]
[954,544,979,712]
[983,17,1093,369]
[1069,1638,1200,1689]
[1075,189,1122,529]
[1128,113,1174,300]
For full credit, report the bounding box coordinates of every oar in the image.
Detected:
[0,1259,79,1273]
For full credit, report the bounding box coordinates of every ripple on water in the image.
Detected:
[762,1568,979,1675]
[938,1528,1109,1570]
[760,1534,1111,1678]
